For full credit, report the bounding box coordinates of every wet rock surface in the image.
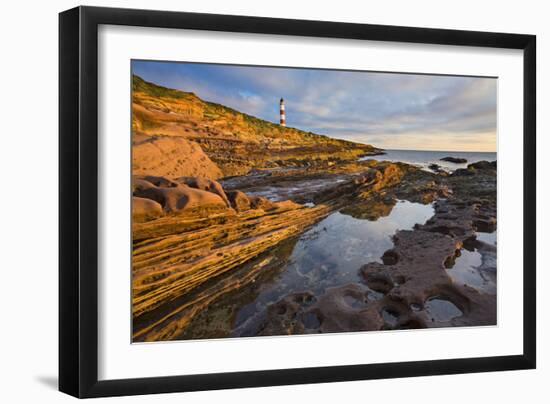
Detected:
[132,159,497,340]
[255,161,496,334]
[259,284,384,335]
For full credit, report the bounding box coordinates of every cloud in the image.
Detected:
[132,60,496,151]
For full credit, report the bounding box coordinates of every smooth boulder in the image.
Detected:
[133,178,227,214]
[177,177,230,207]
[133,196,163,222]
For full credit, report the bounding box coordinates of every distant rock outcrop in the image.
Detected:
[468,160,497,170]
[428,163,448,174]
[452,160,496,177]
[440,156,467,164]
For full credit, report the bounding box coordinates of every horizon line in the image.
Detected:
[133,73,496,154]
[372,147,497,153]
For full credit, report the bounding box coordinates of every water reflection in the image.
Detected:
[445,231,497,294]
[425,297,463,322]
[180,200,434,338]
[476,231,497,246]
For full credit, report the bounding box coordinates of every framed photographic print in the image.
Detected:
[59,6,536,398]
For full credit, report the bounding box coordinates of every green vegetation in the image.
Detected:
[132,75,196,100]
[132,73,382,177]
[133,74,341,143]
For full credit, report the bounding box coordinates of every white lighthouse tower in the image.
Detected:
[279,98,286,126]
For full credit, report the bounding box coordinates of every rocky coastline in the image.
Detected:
[440,156,468,164]
[130,75,497,342]
[132,158,496,341]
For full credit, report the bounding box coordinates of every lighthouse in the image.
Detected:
[279,98,286,126]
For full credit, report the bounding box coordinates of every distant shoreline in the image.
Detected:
[380,148,497,154]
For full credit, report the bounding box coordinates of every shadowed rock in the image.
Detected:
[441,156,467,164]
[177,176,230,207]
[452,168,475,177]
[249,195,275,211]
[259,284,384,335]
[452,160,496,177]
[227,190,251,212]
[468,160,496,170]
[137,175,179,188]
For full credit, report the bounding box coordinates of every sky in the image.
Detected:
[132,60,497,152]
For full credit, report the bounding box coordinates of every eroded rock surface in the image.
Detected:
[132,160,497,340]
[259,284,384,335]
[133,178,228,215]
[256,162,496,335]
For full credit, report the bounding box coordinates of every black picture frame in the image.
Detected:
[59,5,536,398]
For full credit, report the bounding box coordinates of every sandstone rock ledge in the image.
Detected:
[131,162,410,341]
[131,175,333,341]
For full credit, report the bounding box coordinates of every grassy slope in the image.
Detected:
[132,75,381,177]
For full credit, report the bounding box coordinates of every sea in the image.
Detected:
[360,149,497,172]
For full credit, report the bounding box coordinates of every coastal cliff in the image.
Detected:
[132,75,382,178]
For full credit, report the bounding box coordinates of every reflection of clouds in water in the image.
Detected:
[344,239,367,262]
[445,233,496,294]
[232,200,434,336]
[284,201,434,291]
[228,176,352,202]
[476,231,497,245]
